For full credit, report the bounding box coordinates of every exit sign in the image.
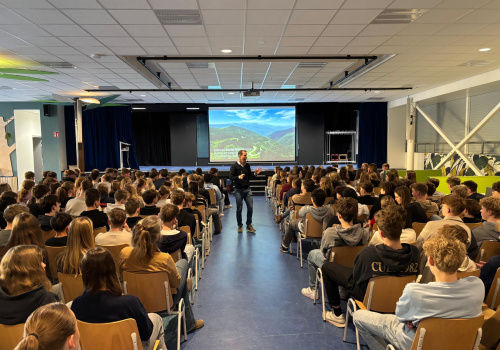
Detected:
[53,131,59,138]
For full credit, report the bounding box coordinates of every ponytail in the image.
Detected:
[55,187,68,204]
[132,216,161,264]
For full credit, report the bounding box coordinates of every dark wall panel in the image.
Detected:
[296,103,326,165]
[170,114,197,166]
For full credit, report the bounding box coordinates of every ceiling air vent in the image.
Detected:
[458,60,491,67]
[186,62,209,69]
[40,61,76,69]
[290,98,305,102]
[125,99,144,102]
[367,97,385,101]
[154,10,203,25]
[297,62,327,68]
[371,9,427,24]
[97,85,119,90]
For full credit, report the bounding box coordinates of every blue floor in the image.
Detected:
[182,195,364,350]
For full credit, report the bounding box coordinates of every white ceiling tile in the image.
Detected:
[416,9,473,24]
[247,10,291,25]
[9,46,47,55]
[0,10,32,24]
[198,0,245,9]
[358,24,409,36]
[470,24,500,36]
[124,25,166,37]
[0,24,51,36]
[279,37,316,47]
[0,0,53,8]
[40,24,89,36]
[283,25,326,37]
[177,47,212,55]
[434,23,487,36]
[60,37,103,47]
[289,10,336,25]
[46,0,102,9]
[109,47,147,55]
[62,10,117,24]
[171,37,209,47]
[209,37,243,46]
[417,36,463,46]
[247,0,294,9]
[97,36,137,47]
[14,9,73,24]
[137,37,174,46]
[148,0,198,10]
[339,46,377,54]
[388,0,441,8]
[314,36,352,46]
[275,46,309,55]
[206,25,244,37]
[201,10,245,25]
[244,46,276,55]
[330,10,382,25]
[349,36,389,46]
[81,25,129,37]
[246,25,285,37]
[481,0,500,9]
[370,46,410,54]
[56,54,96,63]
[43,46,82,55]
[164,25,205,37]
[23,37,67,46]
[341,0,393,9]
[383,35,425,46]
[455,10,500,23]
[397,23,447,36]
[245,37,281,46]
[73,46,115,55]
[307,46,343,54]
[436,0,489,8]
[322,24,366,36]
[98,0,150,9]
[21,54,63,62]
[295,0,344,9]
[108,10,160,25]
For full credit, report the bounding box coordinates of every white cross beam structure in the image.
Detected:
[414,104,484,176]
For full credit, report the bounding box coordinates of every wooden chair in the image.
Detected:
[485,268,500,310]
[207,189,216,206]
[373,187,381,196]
[122,271,187,350]
[170,248,182,263]
[96,244,129,271]
[325,197,334,205]
[344,275,417,350]
[42,229,56,243]
[57,273,84,303]
[412,222,426,238]
[476,241,500,263]
[367,205,373,212]
[457,269,481,279]
[426,211,438,219]
[465,222,484,231]
[45,245,66,282]
[387,316,484,350]
[179,223,201,288]
[297,214,323,268]
[314,245,367,321]
[78,318,144,350]
[92,226,107,239]
[0,323,24,350]
[357,214,367,223]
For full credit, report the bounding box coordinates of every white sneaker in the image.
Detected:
[301,287,317,300]
[220,213,224,217]
[323,311,346,328]
[224,204,232,208]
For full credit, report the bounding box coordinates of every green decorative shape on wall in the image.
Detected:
[0,68,57,74]
[0,74,49,81]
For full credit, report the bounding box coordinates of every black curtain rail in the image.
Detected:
[135,55,378,62]
[86,87,412,92]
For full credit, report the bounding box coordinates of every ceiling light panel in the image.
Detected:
[154,9,203,25]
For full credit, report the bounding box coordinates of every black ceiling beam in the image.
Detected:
[135,55,378,62]
[86,87,411,92]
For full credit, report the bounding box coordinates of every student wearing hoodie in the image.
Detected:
[369,205,416,246]
[104,189,129,214]
[410,182,439,213]
[159,204,195,266]
[472,197,500,247]
[321,207,420,327]
[280,188,334,253]
[301,197,369,299]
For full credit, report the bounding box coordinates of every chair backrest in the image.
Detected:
[362,275,416,312]
[465,222,483,231]
[426,211,438,219]
[357,214,367,223]
[457,269,481,279]
[325,197,334,205]
[208,189,216,205]
[304,213,323,239]
[0,323,24,350]
[330,245,367,267]
[477,241,500,263]
[93,227,107,238]
[42,229,56,243]
[293,204,305,220]
[78,318,144,350]
[96,244,129,271]
[410,316,484,350]
[367,205,373,212]
[275,184,283,200]
[170,249,182,263]
[45,245,66,282]
[485,267,500,310]
[373,187,381,196]
[195,205,206,222]
[122,271,172,313]
[57,273,84,303]
[412,222,426,238]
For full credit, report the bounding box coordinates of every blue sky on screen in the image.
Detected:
[210,107,295,127]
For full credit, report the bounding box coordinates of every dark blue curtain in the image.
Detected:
[61,106,139,171]
[357,102,388,168]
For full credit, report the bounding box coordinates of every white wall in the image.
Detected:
[387,105,406,169]
[14,110,41,181]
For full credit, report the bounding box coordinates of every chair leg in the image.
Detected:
[321,273,326,321]
[314,269,321,305]
[194,249,199,290]
[299,237,303,268]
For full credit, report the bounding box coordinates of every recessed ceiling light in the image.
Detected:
[228,92,235,95]
[258,41,265,44]
[373,91,381,93]
[479,48,491,52]
[220,49,232,53]
[132,107,146,110]
[140,94,146,97]
[186,107,200,110]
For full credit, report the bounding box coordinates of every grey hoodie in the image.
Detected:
[320,224,370,260]
[472,221,500,246]
[416,200,439,213]
[298,205,334,232]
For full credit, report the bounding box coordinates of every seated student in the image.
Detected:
[79,188,109,230]
[125,198,142,230]
[280,189,334,253]
[95,208,132,246]
[139,189,161,216]
[369,181,396,219]
[357,182,377,206]
[0,245,59,325]
[446,176,461,191]
[97,183,114,205]
[65,179,93,216]
[28,184,49,219]
[302,198,369,300]
[0,204,29,246]
[321,207,420,327]
[275,178,302,224]
[156,185,170,208]
[154,168,168,190]
[159,204,195,265]
[46,212,73,247]
[410,182,439,213]
[333,188,370,223]
[463,198,481,223]
[104,189,129,214]
[56,217,95,275]
[463,180,485,202]
[183,192,210,235]
[472,197,500,247]
[369,205,416,246]
[72,247,166,350]
[492,181,500,199]
[380,163,389,183]
[479,254,500,297]
[427,178,444,199]
[353,235,484,350]
[394,186,427,229]
[171,189,197,238]
[120,216,204,334]
[451,184,469,199]
[425,181,440,205]
[37,194,60,231]
[203,173,224,214]
[417,195,470,250]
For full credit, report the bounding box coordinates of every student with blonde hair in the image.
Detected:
[14,303,79,350]
[56,217,95,275]
[0,245,58,325]
[3,212,46,261]
[171,175,183,191]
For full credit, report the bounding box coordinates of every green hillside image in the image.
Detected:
[210,125,294,161]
